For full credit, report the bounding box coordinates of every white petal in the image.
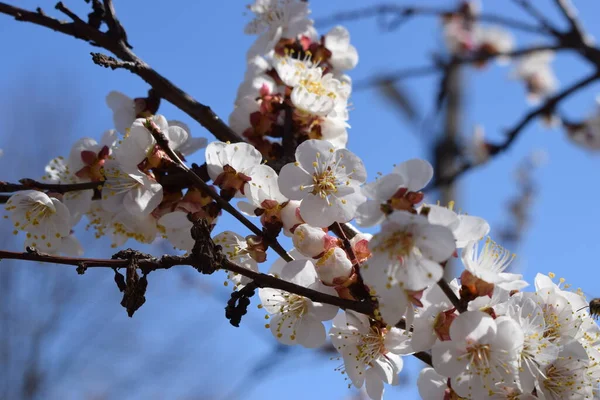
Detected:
[277,163,311,201]
[392,159,433,191]
[296,316,326,348]
[365,368,385,400]
[295,139,335,171]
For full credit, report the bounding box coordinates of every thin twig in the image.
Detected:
[354,45,564,91]
[511,0,561,36]
[143,118,293,263]
[0,2,243,144]
[552,0,588,45]
[314,4,549,35]
[431,70,600,189]
[437,279,465,313]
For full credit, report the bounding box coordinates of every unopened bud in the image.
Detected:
[281,200,303,235]
[350,233,372,263]
[315,247,353,286]
[293,224,327,258]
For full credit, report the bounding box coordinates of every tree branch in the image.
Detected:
[314,4,549,35]
[431,70,600,189]
[354,45,565,91]
[552,0,589,45]
[0,179,99,194]
[0,249,373,315]
[0,2,243,144]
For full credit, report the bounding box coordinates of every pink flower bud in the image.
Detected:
[292,224,327,258]
[315,247,353,286]
[281,200,303,235]
[350,233,372,263]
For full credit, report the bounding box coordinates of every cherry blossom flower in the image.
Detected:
[205,141,262,197]
[101,164,163,217]
[461,237,528,291]
[43,156,93,226]
[114,115,189,171]
[432,311,524,398]
[245,0,315,58]
[504,295,560,392]
[473,26,514,64]
[274,56,350,117]
[330,311,411,400]
[535,340,592,400]
[363,211,455,291]
[356,159,432,227]
[513,51,557,103]
[259,259,338,347]
[324,26,359,72]
[5,190,71,251]
[237,164,288,229]
[213,231,261,288]
[278,139,366,228]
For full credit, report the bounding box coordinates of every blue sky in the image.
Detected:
[1,0,600,399]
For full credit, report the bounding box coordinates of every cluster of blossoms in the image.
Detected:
[441,1,557,104]
[231,0,357,159]
[3,1,600,399]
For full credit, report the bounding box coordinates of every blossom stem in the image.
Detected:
[437,278,466,313]
[145,119,293,262]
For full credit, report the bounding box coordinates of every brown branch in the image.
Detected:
[431,70,600,189]
[0,2,243,144]
[511,0,561,36]
[0,249,373,315]
[0,179,99,194]
[552,0,589,45]
[314,4,549,35]
[144,118,293,263]
[354,45,565,91]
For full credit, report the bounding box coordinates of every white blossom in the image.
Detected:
[213,231,260,288]
[324,26,359,72]
[432,311,524,398]
[205,141,262,197]
[278,139,366,228]
[245,0,314,58]
[6,190,71,252]
[461,237,528,291]
[330,311,411,400]
[356,159,432,227]
[259,259,338,347]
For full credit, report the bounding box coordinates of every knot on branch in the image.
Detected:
[91,52,140,72]
[112,249,150,317]
[225,283,257,327]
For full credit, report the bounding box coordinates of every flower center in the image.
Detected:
[355,327,386,366]
[24,201,55,227]
[374,231,414,260]
[312,167,338,198]
[465,343,491,368]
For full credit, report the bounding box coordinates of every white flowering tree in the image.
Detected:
[1,1,600,399]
